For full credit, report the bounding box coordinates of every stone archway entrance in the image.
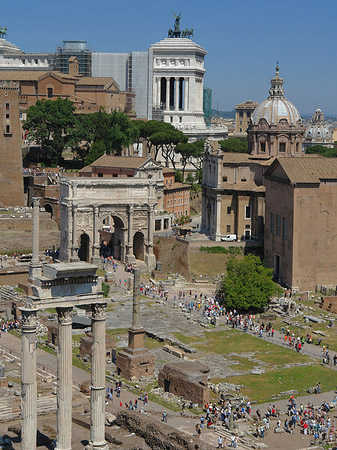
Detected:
[133,232,145,261]
[44,203,53,218]
[59,177,157,271]
[78,233,90,262]
[99,215,124,261]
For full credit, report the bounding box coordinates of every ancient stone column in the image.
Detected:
[71,203,79,262]
[20,306,38,450]
[175,77,179,111]
[92,205,100,263]
[126,205,135,263]
[184,77,189,111]
[87,304,108,450]
[166,77,170,110]
[29,197,42,281]
[147,205,154,247]
[132,269,141,328]
[56,307,73,450]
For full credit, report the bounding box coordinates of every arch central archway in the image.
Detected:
[78,233,90,262]
[133,232,145,261]
[99,215,125,261]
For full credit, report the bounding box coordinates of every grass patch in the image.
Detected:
[173,332,201,345]
[45,308,56,314]
[189,253,233,278]
[197,330,310,364]
[224,364,336,404]
[199,246,243,255]
[96,268,106,277]
[144,336,164,350]
[227,356,257,372]
[14,287,25,293]
[106,327,128,336]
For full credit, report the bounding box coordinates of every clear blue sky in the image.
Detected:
[3,0,337,114]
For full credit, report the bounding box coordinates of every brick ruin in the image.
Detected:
[158,361,210,405]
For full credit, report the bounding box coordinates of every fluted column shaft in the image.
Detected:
[56,307,73,450]
[29,197,41,281]
[88,304,108,450]
[71,204,79,261]
[166,77,170,110]
[175,77,179,111]
[21,307,38,450]
[184,78,189,111]
[148,205,154,246]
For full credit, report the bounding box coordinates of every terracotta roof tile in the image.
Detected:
[269,156,337,184]
[86,155,159,169]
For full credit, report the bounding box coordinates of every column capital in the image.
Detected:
[91,303,107,321]
[128,204,134,213]
[72,203,78,212]
[93,204,99,215]
[56,306,73,325]
[32,197,41,207]
[20,307,38,331]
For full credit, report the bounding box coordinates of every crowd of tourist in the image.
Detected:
[0,318,21,335]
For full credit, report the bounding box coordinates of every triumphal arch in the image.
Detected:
[59,177,157,271]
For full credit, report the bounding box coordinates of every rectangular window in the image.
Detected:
[282,217,287,239]
[223,176,227,182]
[227,225,231,233]
[296,142,299,152]
[279,142,286,152]
[245,205,251,219]
[5,125,10,134]
[5,103,9,111]
[260,142,266,152]
[270,212,275,234]
[239,111,243,118]
[276,215,281,236]
[6,114,9,119]
[227,206,231,215]
[98,173,103,177]
[47,88,53,98]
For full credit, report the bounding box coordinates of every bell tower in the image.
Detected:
[0,81,24,206]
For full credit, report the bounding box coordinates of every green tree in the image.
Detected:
[175,139,204,178]
[175,170,183,183]
[306,145,337,158]
[84,141,106,165]
[23,98,77,165]
[219,137,248,153]
[217,255,281,312]
[88,109,138,155]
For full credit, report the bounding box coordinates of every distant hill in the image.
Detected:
[211,109,235,119]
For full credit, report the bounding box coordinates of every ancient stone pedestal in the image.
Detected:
[56,307,73,450]
[86,304,109,450]
[116,327,155,379]
[20,306,38,450]
[116,269,155,380]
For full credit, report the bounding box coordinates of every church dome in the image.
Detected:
[251,65,301,125]
[304,106,332,142]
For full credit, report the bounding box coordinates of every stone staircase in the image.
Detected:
[0,395,57,422]
[0,285,18,301]
[213,426,254,450]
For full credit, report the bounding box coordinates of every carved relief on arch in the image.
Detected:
[77,211,93,235]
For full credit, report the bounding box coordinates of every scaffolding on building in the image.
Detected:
[203,88,212,127]
[53,41,92,76]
